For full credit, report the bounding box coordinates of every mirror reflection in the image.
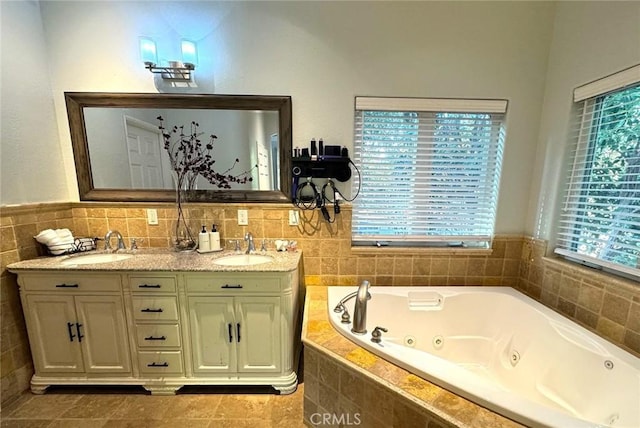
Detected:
[64,93,292,202]
[84,108,280,191]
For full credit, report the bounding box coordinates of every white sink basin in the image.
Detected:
[213,254,274,266]
[60,253,133,266]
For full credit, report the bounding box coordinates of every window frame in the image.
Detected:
[554,65,640,280]
[351,96,508,250]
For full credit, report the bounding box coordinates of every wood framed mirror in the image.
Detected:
[65,92,292,202]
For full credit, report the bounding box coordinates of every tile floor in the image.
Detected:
[0,384,305,428]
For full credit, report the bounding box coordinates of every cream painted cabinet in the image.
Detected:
[19,273,131,393]
[14,265,300,395]
[185,271,300,394]
[235,296,281,373]
[188,296,281,374]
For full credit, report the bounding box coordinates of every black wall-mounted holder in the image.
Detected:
[291,156,352,182]
[291,155,353,222]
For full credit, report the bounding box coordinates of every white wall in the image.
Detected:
[2,1,557,236]
[1,1,68,204]
[527,1,640,242]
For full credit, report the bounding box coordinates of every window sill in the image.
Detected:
[350,246,493,257]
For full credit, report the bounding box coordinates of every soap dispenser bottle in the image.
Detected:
[209,224,221,251]
[198,225,210,252]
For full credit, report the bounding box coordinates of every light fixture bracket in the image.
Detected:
[144,61,195,82]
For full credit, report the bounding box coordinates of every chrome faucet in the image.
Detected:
[351,280,371,335]
[104,230,126,251]
[244,232,255,254]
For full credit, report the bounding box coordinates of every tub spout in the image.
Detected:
[352,280,371,335]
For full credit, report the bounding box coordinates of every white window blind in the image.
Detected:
[352,97,507,248]
[556,74,640,279]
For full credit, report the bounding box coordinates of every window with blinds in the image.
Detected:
[351,97,507,248]
[556,65,640,279]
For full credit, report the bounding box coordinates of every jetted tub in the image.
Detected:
[328,286,640,428]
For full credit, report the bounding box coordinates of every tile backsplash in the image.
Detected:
[1,201,638,406]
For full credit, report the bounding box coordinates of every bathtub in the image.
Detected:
[327,286,640,428]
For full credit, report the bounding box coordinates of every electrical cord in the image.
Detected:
[292,159,362,224]
[320,179,341,223]
[294,178,323,210]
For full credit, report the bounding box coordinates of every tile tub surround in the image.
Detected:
[2,201,639,406]
[301,286,524,428]
[517,237,640,357]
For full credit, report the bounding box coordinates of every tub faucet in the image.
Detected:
[352,280,371,335]
[244,232,255,254]
[104,230,126,251]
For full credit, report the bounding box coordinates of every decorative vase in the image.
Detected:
[172,172,197,252]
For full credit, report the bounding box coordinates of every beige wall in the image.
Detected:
[527,1,640,239]
[3,1,556,236]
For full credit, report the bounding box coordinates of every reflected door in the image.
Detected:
[125,116,165,189]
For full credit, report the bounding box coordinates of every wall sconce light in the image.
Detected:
[139,37,197,82]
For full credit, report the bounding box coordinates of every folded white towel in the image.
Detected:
[55,228,74,240]
[35,228,76,255]
[34,229,57,245]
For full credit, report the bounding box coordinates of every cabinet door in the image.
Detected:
[25,295,84,373]
[74,295,131,374]
[235,296,281,373]
[188,296,236,374]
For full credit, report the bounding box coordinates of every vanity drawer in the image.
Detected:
[135,324,181,348]
[132,297,179,321]
[130,276,177,293]
[138,351,184,375]
[185,275,281,293]
[20,274,121,292]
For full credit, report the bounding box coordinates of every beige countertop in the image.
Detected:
[7,248,302,273]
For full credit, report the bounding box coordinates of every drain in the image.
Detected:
[404,335,416,347]
[608,413,619,425]
[432,335,444,350]
[510,350,521,367]
[604,360,614,370]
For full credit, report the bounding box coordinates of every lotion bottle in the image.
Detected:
[209,224,221,251]
[198,225,211,252]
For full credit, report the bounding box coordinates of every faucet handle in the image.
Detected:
[371,326,388,343]
[229,239,241,253]
[130,238,143,250]
[260,239,267,253]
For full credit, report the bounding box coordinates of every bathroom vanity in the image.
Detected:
[8,250,302,395]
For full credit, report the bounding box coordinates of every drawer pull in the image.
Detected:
[144,335,167,341]
[56,283,79,288]
[237,323,241,343]
[221,284,243,289]
[141,308,164,313]
[138,284,161,289]
[147,362,169,368]
[67,322,76,342]
[228,323,233,343]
